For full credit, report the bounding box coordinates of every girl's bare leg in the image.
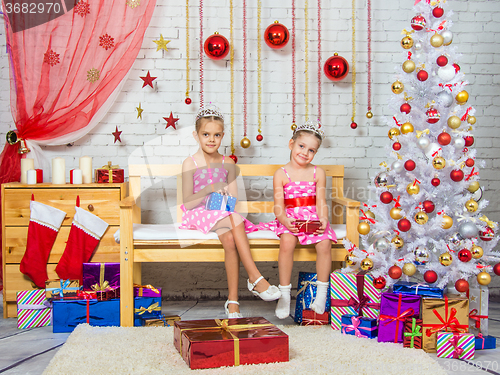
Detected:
[216,229,240,314]
[310,239,332,314]
[275,233,298,319]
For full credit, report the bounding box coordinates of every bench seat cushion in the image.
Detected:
[114,223,347,243]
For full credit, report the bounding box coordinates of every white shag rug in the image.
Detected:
[43,324,447,375]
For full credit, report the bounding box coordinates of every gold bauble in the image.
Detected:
[240,137,251,148]
[407,182,420,195]
[441,214,453,229]
[360,258,374,271]
[291,123,297,131]
[439,252,453,266]
[456,90,469,104]
[391,236,404,249]
[402,60,416,73]
[392,81,404,94]
[432,156,446,170]
[471,245,484,259]
[388,127,401,139]
[465,199,479,212]
[390,207,403,220]
[467,116,476,125]
[402,263,417,276]
[357,222,371,235]
[415,211,429,225]
[401,36,414,49]
[477,271,491,286]
[447,116,461,130]
[430,33,444,47]
[366,111,373,119]
[345,254,356,266]
[467,181,480,193]
[401,122,414,134]
[365,210,375,220]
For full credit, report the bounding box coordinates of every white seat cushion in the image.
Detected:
[114,223,346,243]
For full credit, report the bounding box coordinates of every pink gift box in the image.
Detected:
[437,332,475,359]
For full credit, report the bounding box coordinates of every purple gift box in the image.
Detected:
[82,263,120,291]
[134,284,162,298]
[378,292,420,344]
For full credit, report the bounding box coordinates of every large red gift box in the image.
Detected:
[94,161,124,183]
[173,317,289,369]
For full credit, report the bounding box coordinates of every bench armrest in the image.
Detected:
[120,195,136,208]
[331,196,360,247]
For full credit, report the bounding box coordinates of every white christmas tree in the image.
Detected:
[343,0,500,292]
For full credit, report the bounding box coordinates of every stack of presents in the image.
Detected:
[16,268,496,369]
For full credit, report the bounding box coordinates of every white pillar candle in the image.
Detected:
[79,156,92,184]
[26,169,37,185]
[20,158,35,184]
[71,169,83,184]
[52,157,66,184]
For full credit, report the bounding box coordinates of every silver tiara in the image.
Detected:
[294,120,325,139]
[195,104,225,122]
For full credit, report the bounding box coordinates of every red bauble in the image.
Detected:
[424,270,438,284]
[398,218,411,232]
[479,227,494,241]
[426,108,440,124]
[458,249,472,262]
[431,177,441,186]
[417,69,429,81]
[400,103,411,114]
[411,15,426,31]
[438,132,451,145]
[185,97,192,105]
[350,122,358,129]
[204,33,230,60]
[229,154,238,163]
[423,200,435,213]
[256,134,263,142]
[455,279,469,293]
[264,22,290,49]
[404,160,416,171]
[393,142,402,151]
[373,276,387,289]
[380,191,394,204]
[450,169,464,182]
[432,6,444,18]
[494,263,500,276]
[324,54,349,81]
[464,136,474,147]
[465,158,475,167]
[436,55,448,67]
[453,63,461,73]
[388,265,402,279]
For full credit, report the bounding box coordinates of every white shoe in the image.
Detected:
[247,276,281,302]
[224,300,243,319]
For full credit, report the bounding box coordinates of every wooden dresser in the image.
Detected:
[1,182,127,318]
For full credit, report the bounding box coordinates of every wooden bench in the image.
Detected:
[118,164,360,326]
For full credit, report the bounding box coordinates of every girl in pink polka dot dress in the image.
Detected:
[180,105,281,318]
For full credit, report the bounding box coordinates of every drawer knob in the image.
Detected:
[88,204,94,212]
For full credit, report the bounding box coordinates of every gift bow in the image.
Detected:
[449,335,465,359]
[100,161,120,182]
[469,309,488,330]
[135,302,161,315]
[424,296,469,337]
[477,333,485,350]
[297,276,318,310]
[380,308,415,326]
[134,284,160,296]
[341,316,364,337]
[404,318,422,348]
[46,279,81,298]
[18,300,52,310]
[91,280,110,292]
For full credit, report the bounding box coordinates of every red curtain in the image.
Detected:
[0,0,156,286]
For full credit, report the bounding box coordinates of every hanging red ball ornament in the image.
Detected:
[264,21,290,49]
[350,122,358,129]
[400,103,411,114]
[431,177,441,187]
[398,218,412,232]
[479,227,495,241]
[465,158,475,167]
[432,7,444,18]
[450,169,464,182]
[229,154,238,163]
[256,134,263,142]
[380,191,394,204]
[423,200,435,213]
[464,136,474,147]
[404,160,416,171]
[494,263,500,276]
[417,69,429,81]
[438,132,451,145]
[458,249,472,262]
[424,270,438,284]
[185,97,192,105]
[373,276,387,290]
[388,265,403,279]
[393,142,402,151]
[411,15,426,31]
[436,55,448,67]
[324,53,349,81]
[426,108,440,124]
[455,279,469,293]
[204,32,230,60]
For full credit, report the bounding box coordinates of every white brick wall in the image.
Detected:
[1,0,499,299]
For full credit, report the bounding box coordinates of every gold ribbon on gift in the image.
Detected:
[134,302,162,315]
[133,284,160,296]
[91,280,110,292]
[100,161,120,183]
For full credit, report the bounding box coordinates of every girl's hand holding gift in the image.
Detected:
[314,217,329,235]
[283,217,299,233]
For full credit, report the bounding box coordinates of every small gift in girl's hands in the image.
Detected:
[205,191,237,212]
[294,220,321,234]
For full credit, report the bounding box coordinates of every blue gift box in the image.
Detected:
[341,314,378,339]
[52,299,120,333]
[393,281,446,298]
[205,192,237,212]
[294,272,330,324]
[475,335,497,350]
[134,296,162,326]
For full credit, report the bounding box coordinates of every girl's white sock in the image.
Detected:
[275,284,292,319]
[310,280,329,314]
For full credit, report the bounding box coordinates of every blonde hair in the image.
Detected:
[292,129,323,147]
[195,116,224,132]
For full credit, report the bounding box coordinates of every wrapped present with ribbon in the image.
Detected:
[45,279,82,299]
[134,296,162,326]
[301,310,329,326]
[474,334,497,350]
[421,295,469,353]
[94,161,125,183]
[134,284,161,298]
[205,192,237,212]
[142,314,181,327]
[82,262,120,291]
[437,332,475,359]
[294,272,330,324]
[467,287,488,336]
[330,270,381,330]
[341,314,378,339]
[294,220,321,234]
[403,318,423,349]
[174,317,288,370]
[393,281,447,298]
[378,292,420,344]
[17,290,52,329]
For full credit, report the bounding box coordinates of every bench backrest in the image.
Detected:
[128,164,345,222]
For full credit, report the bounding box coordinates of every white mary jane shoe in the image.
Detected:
[224,300,243,319]
[247,276,281,302]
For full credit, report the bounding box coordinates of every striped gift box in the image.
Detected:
[330,271,381,330]
[437,332,475,359]
[17,290,52,329]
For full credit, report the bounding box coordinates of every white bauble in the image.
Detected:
[436,90,454,107]
[438,65,456,81]
[417,137,431,149]
[452,137,466,149]
[442,30,453,45]
[425,143,441,158]
[414,41,423,50]
[392,160,404,173]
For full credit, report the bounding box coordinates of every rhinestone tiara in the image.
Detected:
[294,119,325,139]
[195,104,225,122]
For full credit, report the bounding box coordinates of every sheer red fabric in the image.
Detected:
[0,0,156,284]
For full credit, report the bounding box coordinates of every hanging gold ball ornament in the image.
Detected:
[365,210,375,220]
[467,116,477,125]
[441,214,453,229]
[471,245,484,259]
[477,271,491,286]
[407,183,420,195]
[401,122,414,134]
[391,80,404,94]
[366,111,373,119]
[439,252,453,266]
[467,181,480,193]
[345,253,357,266]
[456,90,469,104]
[391,236,404,249]
[430,33,444,47]
[465,199,479,212]
[357,222,371,235]
[388,127,401,139]
[402,60,416,73]
[291,123,297,131]
[240,137,251,148]
[390,207,403,220]
[403,263,417,276]
[360,258,374,271]
[432,156,446,170]
[447,116,461,129]
[401,36,414,49]
[415,211,429,225]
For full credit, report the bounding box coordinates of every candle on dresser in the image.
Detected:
[26,169,37,185]
[79,156,92,183]
[70,169,83,184]
[52,157,66,184]
[20,158,35,184]
[35,169,43,183]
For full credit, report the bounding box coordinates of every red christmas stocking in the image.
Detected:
[20,200,67,288]
[56,206,109,282]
